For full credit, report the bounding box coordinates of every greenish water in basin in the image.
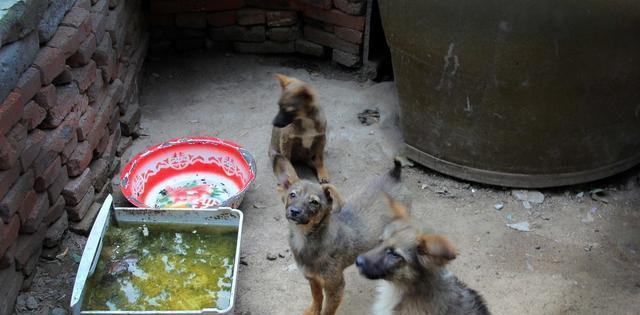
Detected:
[82,223,237,311]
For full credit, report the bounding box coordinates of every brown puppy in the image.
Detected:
[356,197,491,315]
[273,155,410,315]
[269,74,330,183]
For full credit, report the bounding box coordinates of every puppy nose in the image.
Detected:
[355,255,365,267]
[289,207,301,217]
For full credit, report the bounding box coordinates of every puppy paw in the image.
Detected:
[318,176,330,184]
[303,307,321,315]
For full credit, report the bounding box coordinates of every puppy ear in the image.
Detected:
[417,234,457,268]
[272,154,299,191]
[275,73,293,89]
[382,192,409,219]
[321,184,345,211]
[295,85,315,103]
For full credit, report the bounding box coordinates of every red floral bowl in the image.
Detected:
[120,136,256,209]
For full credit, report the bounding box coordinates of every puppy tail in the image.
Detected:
[389,157,402,182]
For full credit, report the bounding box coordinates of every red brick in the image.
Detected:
[91,10,107,43]
[34,156,61,192]
[45,196,65,225]
[206,11,236,27]
[266,10,298,27]
[0,258,23,314]
[47,169,68,207]
[176,13,207,28]
[76,0,91,10]
[14,224,46,269]
[47,26,89,59]
[247,0,297,9]
[104,123,119,160]
[0,215,20,257]
[238,8,266,25]
[44,212,68,247]
[0,166,20,201]
[37,116,78,163]
[60,130,78,164]
[34,85,57,110]
[67,141,92,177]
[6,123,27,157]
[0,135,18,171]
[14,67,41,106]
[120,102,140,136]
[150,0,245,13]
[301,0,332,9]
[89,158,109,190]
[21,101,47,131]
[68,33,97,68]
[66,186,94,221]
[304,26,359,53]
[94,129,109,155]
[88,69,105,103]
[17,190,36,225]
[53,65,73,85]
[20,193,48,234]
[77,106,96,142]
[42,84,80,129]
[0,243,16,269]
[62,168,92,206]
[334,26,362,44]
[33,47,65,85]
[147,14,175,27]
[61,7,92,35]
[0,170,34,221]
[71,60,97,92]
[333,0,365,16]
[303,7,364,31]
[0,91,23,135]
[19,129,46,172]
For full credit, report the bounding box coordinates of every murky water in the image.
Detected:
[82,223,237,311]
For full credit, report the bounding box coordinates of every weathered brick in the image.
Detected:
[17,190,36,225]
[0,262,23,315]
[45,196,66,225]
[91,10,107,43]
[88,69,105,103]
[21,101,47,131]
[0,243,16,269]
[303,7,365,31]
[38,0,76,43]
[234,40,296,54]
[210,25,265,42]
[41,84,80,128]
[71,60,97,92]
[176,13,207,28]
[47,25,87,58]
[67,141,93,177]
[66,186,94,221]
[22,243,42,277]
[116,136,132,157]
[147,14,175,27]
[14,67,41,106]
[103,127,119,162]
[150,0,246,13]
[19,130,46,173]
[14,223,46,269]
[53,65,73,85]
[34,84,57,110]
[34,156,61,192]
[78,106,96,141]
[0,170,34,221]
[267,26,298,42]
[62,168,92,206]
[0,166,20,201]
[302,0,332,9]
[206,11,237,27]
[246,0,297,9]
[44,212,68,247]
[60,130,79,164]
[238,8,266,25]
[69,202,99,235]
[119,103,141,136]
[94,129,110,155]
[68,33,97,67]
[107,109,119,134]
[304,26,359,54]
[47,172,69,208]
[61,7,92,35]
[334,26,362,44]
[333,0,365,15]
[266,10,298,27]
[0,91,23,135]
[0,135,18,171]
[0,32,39,103]
[33,46,65,85]
[89,159,109,188]
[37,117,78,164]
[0,215,20,257]
[76,0,91,10]
[92,34,112,66]
[6,123,27,159]
[21,193,48,234]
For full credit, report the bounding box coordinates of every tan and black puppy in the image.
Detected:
[356,198,491,315]
[273,155,410,315]
[269,74,330,183]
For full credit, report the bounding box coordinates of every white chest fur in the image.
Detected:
[373,281,403,315]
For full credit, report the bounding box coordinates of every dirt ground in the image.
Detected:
[15,50,640,315]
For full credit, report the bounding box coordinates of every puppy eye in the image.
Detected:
[386,248,401,258]
[289,192,296,198]
[309,199,319,206]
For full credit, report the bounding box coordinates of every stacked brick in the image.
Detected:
[147,0,366,67]
[0,0,146,313]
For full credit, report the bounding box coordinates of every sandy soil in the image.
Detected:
[15,50,640,315]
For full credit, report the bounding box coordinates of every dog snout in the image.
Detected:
[289,207,301,217]
[355,255,366,268]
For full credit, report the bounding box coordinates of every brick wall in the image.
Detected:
[0,0,146,313]
[147,0,367,67]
